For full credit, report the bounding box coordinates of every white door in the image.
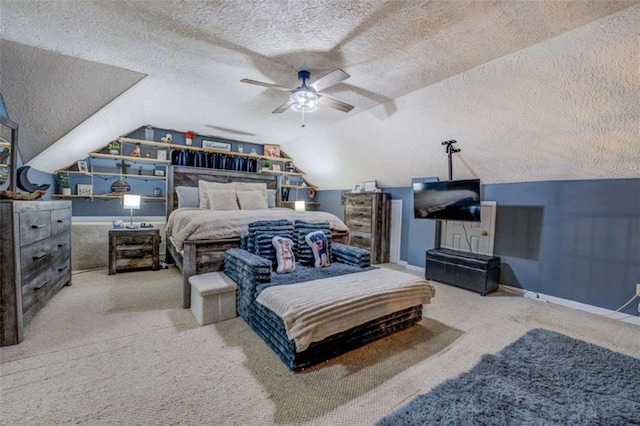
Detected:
[441,201,496,255]
[389,200,402,263]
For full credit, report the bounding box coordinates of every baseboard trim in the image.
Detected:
[500,285,640,326]
[402,261,425,273]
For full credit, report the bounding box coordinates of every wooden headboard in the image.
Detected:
[166,165,280,219]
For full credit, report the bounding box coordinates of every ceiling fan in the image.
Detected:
[241,69,355,117]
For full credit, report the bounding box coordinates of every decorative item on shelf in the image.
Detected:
[237,144,244,153]
[153,167,165,177]
[152,187,162,197]
[202,140,231,151]
[264,144,280,158]
[130,143,141,157]
[77,184,93,196]
[57,172,71,195]
[261,158,271,171]
[185,130,196,146]
[250,147,257,155]
[272,164,281,172]
[308,188,316,199]
[144,125,154,141]
[285,161,295,172]
[157,150,167,160]
[111,179,131,194]
[123,194,141,229]
[107,140,121,155]
[138,166,143,175]
[351,183,363,193]
[17,166,51,193]
[77,160,88,173]
[160,133,173,143]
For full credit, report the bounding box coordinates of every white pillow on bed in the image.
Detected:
[237,190,268,210]
[235,182,268,206]
[267,189,277,208]
[199,180,234,209]
[207,189,240,211]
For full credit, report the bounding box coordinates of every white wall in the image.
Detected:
[283,6,640,189]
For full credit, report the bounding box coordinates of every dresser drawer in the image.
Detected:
[345,214,372,232]
[350,231,372,250]
[51,258,71,288]
[19,210,51,246]
[21,238,53,283]
[51,208,71,235]
[22,268,52,318]
[51,232,71,264]
[344,197,373,209]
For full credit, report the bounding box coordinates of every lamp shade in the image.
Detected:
[123,194,141,210]
[294,200,306,212]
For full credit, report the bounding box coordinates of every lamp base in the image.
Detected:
[125,225,138,229]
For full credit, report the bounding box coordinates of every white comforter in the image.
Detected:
[255,268,436,352]
[166,207,349,251]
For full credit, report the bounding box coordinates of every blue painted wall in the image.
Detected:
[318,177,639,315]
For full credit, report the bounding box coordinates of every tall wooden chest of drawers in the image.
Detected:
[0,200,72,346]
[343,192,391,264]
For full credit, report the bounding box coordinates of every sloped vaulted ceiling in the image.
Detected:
[0,39,145,163]
[0,1,638,186]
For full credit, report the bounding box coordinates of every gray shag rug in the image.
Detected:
[377,328,640,425]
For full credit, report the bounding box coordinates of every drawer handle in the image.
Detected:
[57,242,69,248]
[353,235,364,239]
[33,252,48,260]
[123,253,146,258]
[352,223,363,227]
[58,265,69,272]
[34,281,48,290]
[57,219,64,223]
[31,224,47,229]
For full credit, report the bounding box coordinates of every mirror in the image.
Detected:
[0,116,18,192]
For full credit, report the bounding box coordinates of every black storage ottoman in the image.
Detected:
[425,248,500,296]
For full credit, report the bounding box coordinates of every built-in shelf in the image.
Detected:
[0,141,10,148]
[281,184,317,189]
[90,153,171,163]
[52,194,165,201]
[65,171,165,180]
[280,201,320,206]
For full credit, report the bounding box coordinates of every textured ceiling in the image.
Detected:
[0,0,638,185]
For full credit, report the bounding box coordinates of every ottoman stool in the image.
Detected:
[189,272,238,325]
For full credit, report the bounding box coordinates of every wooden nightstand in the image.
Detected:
[108,228,160,275]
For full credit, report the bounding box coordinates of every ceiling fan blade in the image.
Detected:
[240,78,291,92]
[310,69,350,92]
[272,99,294,114]
[318,95,355,113]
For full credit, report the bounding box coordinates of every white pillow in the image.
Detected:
[198,180,234,209]
[237,190,268,210]
[207,189,239,211]
[235,182,268,206]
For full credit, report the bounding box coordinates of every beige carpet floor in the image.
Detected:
[1,265,639,425]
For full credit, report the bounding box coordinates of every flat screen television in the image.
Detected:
[413,179,481,222]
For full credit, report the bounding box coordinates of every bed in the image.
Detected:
[165,165,350,308]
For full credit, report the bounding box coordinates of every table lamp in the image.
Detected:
[294,200,306,212]
[123,194,141,229]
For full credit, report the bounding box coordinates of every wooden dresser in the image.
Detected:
[0,200,72,346]
[343,192,391,264]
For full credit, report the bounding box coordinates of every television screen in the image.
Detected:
[413,179,481,222]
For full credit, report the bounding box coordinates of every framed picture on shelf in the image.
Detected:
[77,161,88,173]
[157,150,167,161]
[202,140,231,151]
[77,184,93,196]
[264,144,280,158]
[153,167,165,177]
[351,183,363,193]
[271,164,281,172]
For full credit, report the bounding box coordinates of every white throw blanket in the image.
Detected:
[166,207,349,251]
[255,268,436,352]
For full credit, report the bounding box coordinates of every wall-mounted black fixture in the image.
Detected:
[441,140,460,181]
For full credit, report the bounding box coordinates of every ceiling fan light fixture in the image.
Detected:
[290,89,318,112]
